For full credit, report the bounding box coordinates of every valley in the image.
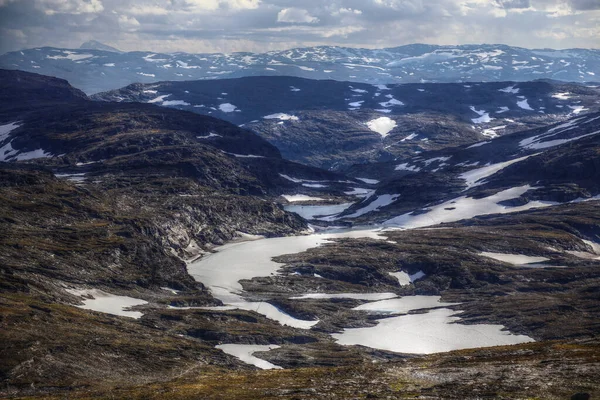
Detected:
[1,63,599,400]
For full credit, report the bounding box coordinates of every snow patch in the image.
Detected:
[282,194,325,202]
[216,344,282,370]
[67,289,147,319]
[264,113,299,121]
[385,185,556,229]
[345,194,400,218]
[366,117,397,138]
[479,252,550,265]
[219,103,239,113]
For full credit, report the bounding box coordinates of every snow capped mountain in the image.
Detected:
[1,43,598,94]
[79,40,121,53]
[93,76,600,170]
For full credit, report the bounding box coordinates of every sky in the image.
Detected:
[0,0,599,54]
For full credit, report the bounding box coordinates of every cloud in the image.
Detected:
[0,0,598,54]
[332,7,362,16]
[496,0,529,9]
[568,0,600,10]
[35,0,105,15]
[277,7,319,23]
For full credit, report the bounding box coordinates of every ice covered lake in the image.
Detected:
[187,227,535,357]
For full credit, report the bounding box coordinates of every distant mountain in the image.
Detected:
[79,40,121,53]
[337,111,600,224]
[1,44,598,94]
[93,76,600,170]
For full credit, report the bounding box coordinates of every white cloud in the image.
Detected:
[118,14,140,30]
[277,7,319,24]
[333,7,363,15]
[35,0,104,15]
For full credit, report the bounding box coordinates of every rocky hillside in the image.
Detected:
[326,111,600,225]
[93,76,600,170]
[0,69,365,394]
[1,69,599,400]
[1,43,599,94]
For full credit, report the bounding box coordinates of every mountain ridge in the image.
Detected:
[1,43,598,94]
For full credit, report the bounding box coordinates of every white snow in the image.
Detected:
[67,289,147,319]
[225,152,265,158]
[290,86,301,92]
[423,156,451,166]
[197,133,221,139]
[47,52,93,61]
[385,185,556,229]
[148,94,171,103]
[496,106,510,114]
[291,293,397,301]
[284,203,353,221]
[401,133,418,142]
[479,252,550,265]
[279,174,327,184]
[356,177,379,184]
[459,155,535,189]
[568,105,588,115]
[373,84,391,90]
[350,87,368,93]
[345,194,400,218]
[282,194,325,202]
[344,188,375,197]
[353,295,455,314]
[188,228,385,329]
[366,117,397,138]
[219,103,238,113]
[379,97,404,108]
[481,125,505,138]
[216,344,282,370]
[467,141,491,149]
[332,307,533,354]
[137,72,156,78]
[470,106,494,124]
[517,99,534,110]
[395,163,421,172]
[162,100,190,106]
[520,119,599,150]
[302,183,327,188]
[13,149,53,161]
[498,85,519,94]
[388,270,425,285]
[264,113,299,121]
[348,101,364,108]
[103,63,115,67]
[552,92,571,100]
[0,122,20,142]
[583,239,600,255]
[55,173,86,183]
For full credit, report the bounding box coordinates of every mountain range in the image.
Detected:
[1,42,598,94]
[1,55,600,400]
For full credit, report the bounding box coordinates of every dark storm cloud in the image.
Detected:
[0,0,598,54]
[496,0,530,9]
[568,0,600,10]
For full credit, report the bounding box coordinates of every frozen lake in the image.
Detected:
[187,228,385,329]
[188,227,536,354]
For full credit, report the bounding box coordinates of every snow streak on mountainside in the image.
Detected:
[93,76,600,170]
[1,43,598,94]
